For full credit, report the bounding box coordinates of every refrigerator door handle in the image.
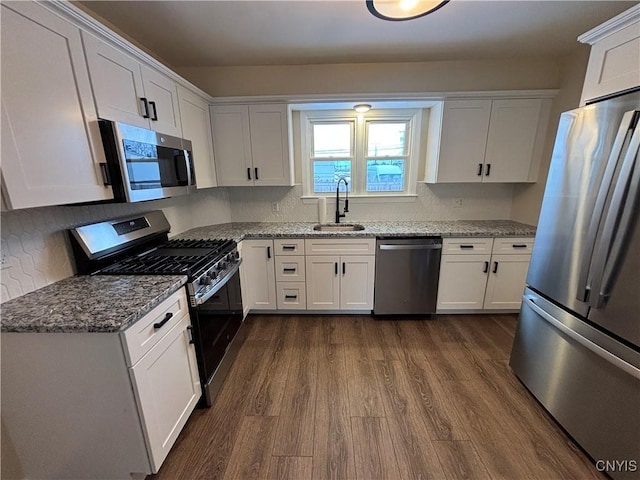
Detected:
[576,110,637,303]
[524,295,640,379]
[591,119,640,308]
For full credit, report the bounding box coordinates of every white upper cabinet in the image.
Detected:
[210,104,293,187]
[177,86,217,189]
[435,100,492,183]
[1,2,113,210]
[483,99,544,183]
[426,97,551,184]
[83,32,182,137]
[579,5,640,104]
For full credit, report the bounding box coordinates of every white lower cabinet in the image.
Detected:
[437,237,533,311]
[0,288,200,478]
[239,239,277,310]
[127,314,200,472]
[305,239,376,311]
[437,254,492,310]
[482,254,531,310]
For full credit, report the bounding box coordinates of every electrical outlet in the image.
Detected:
[271,202,280,213]
[453,198,464,208]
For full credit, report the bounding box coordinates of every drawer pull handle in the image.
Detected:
[485,163,491,176]
[282,245,296,251]
[335,262,338,275]
[483,261,489,273]
[283,268,296,273]
[342,262,346,275]
[493,261,499,274]
[460,245,474,249]
[153,312,173,329]
[512,244,528,248]
[285,294,298,300]
[477,163,483,176]
[267,246,271,259]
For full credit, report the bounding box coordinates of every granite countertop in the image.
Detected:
[2,219,534,334]
[1,275,187,333]
[176,219,536,242]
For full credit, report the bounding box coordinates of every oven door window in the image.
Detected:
[123,139,189,190]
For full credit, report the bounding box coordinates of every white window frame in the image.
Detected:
[300,108,422,198]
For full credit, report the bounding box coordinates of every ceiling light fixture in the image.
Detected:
[366,0,449,21]
[354,104,372,113]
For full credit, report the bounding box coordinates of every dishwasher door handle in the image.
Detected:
[379,244,442,251]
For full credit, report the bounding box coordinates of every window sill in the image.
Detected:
[301,194,418,204]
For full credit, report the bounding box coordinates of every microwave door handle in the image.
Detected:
[576,110,636,303]
[174,152,188,185]
[184,150,194,186]
[593,120,640,308]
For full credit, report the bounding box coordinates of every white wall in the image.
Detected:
[0,189,231,303]
[510,50,591,224]
[177,57,563,97]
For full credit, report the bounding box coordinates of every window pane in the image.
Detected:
[367,123,407,156]
[366,160,404,192]
[313,123,351,157]
[313,160,351,193]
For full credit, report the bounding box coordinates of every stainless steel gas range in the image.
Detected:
[69,210,245,407]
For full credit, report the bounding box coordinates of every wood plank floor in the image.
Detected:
[150,314,605,480]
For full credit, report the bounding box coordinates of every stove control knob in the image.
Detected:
[210,269,219,278]
[219,262,227,270]
[201,275,211,285]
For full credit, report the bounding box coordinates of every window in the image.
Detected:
[300,108,422,198]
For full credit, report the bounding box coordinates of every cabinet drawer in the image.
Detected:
[121,288,190,366]
[274,239,305,255]
[276,282,307,310]
[275,256,306,282]
[492,237,534,254]
[305,238,376,255]
[442,238,494,255]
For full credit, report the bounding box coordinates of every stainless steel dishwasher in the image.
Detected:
[373,237,442,315]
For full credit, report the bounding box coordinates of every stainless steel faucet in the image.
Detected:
[335,177,349,223]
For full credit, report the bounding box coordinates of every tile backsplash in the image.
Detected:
[228,183,514,223]
[0,189,231,303]
[1,183,514,303]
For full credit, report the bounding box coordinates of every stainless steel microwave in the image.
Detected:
[99,120,196,203]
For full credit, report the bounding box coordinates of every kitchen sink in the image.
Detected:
[313,223,365,232]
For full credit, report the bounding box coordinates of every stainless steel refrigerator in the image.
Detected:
[510,90,640,480]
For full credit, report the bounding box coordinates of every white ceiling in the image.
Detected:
[78,1,635,67]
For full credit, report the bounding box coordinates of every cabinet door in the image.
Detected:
[0,3,113,209]
[306,255,341,310]
[340,255,375,310]
[82,32,149,129]
[178,86,217,188]
[210,105,253,186]
[240,240,276,310]
[141,65,182,137]
[483,99,542,183]
[581,21,640,104]
[249,104,292,186]
[436,100,492,183]
[129,314,200,472]
[483,254,530,310]
[436,254,491,310]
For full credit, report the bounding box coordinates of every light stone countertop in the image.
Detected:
[176,219,536,243]
[1,275,187,333]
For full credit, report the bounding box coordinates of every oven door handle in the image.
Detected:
[193,259,242,306]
